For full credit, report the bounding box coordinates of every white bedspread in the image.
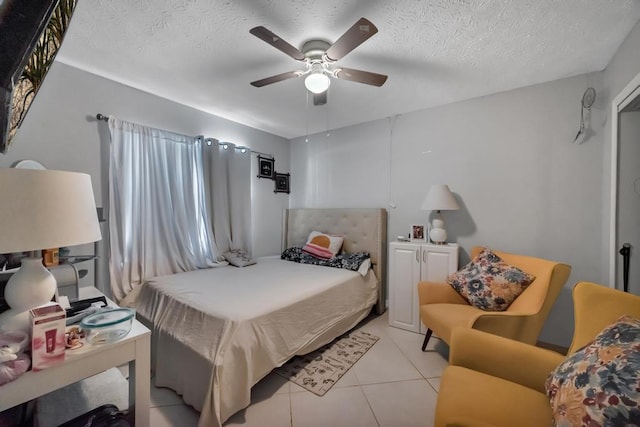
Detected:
[133,257,378,426]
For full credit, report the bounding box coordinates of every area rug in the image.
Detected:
[274,330,379,396]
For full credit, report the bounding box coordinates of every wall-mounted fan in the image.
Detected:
[249,18,387,106]
[573,87,596,143]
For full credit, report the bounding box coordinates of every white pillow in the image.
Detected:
[223,249,256,267]
[357,258,372,277]
[302,231,344,259]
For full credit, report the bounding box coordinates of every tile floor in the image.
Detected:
[149,312,450,427]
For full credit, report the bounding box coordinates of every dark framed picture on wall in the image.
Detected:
[274,173,290,194]
[257,155,274,179]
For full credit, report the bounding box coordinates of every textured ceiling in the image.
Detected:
[56,0,640,139]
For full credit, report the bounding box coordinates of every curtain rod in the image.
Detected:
[95,113,273,157]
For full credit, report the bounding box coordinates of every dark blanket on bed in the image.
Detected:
[281,247,370,272]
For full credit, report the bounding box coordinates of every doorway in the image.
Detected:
[610,71,640,293]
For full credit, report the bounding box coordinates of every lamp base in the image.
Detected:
[429,227,447,244]
[4,257,57,312]
[429,217,448,244]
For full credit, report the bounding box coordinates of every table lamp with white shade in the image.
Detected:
[421,184,459,244]
[0,169,102,331]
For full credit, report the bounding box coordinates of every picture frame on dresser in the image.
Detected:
[410,224,426,242]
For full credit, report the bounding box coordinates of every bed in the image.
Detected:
[132,208,387,426]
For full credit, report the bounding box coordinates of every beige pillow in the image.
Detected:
[301,231,344,259]
[224,249,256,267]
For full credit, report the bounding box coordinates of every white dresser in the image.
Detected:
[388,242,459,333]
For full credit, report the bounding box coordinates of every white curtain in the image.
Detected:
[108,118,251,303]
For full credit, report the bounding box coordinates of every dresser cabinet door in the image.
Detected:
[388,243,421,332]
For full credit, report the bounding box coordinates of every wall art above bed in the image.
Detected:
[257,155,274,179]
[274,172,290,194]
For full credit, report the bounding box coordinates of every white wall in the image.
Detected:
[290,119,390,208]
[291,72,608,346]
[0,62,290,292]
[290,17,640,346]
[4,19,638,345]
[600,20,640,286]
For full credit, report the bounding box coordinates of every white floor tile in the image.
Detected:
[150,404,200,427]
[291,387,378,427]
[386,324,448,355]
[333,367,360,388]
[224,393,291,427]
[356,312,394,339]
[427,377,441,393]
[362,379,438,427]
[252,371,290,398]
[352,333,423,385]
[142,312,447,426]
[385,327,449,378]
[385,324,431,350]
[289,381,307,393]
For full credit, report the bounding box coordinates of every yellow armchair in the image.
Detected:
[435,281,640,427]
[418,246,571,350]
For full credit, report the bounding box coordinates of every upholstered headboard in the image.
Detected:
[282,208,387,315]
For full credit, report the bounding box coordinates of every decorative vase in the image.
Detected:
[429,219,447,244]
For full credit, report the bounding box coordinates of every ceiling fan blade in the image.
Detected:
[250,26,306,61]
[313,91,327,106]
[251,71,302,87]
[325,18,378,62]
[335,67,388,87]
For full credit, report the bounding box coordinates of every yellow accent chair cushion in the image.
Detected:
[418,246,571,350]
[434,281,640,427]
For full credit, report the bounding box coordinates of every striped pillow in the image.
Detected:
[302,231,344,259]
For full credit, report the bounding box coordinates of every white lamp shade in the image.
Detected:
[0,169,102,253]
[421,184,459,211]
[305,72,330,94]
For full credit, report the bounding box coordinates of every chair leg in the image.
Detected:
[421,329,433,351]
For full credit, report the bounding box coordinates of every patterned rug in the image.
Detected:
[274,330,379,396]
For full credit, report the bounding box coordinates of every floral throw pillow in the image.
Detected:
[446,248,535,311]
[545,315,640,427]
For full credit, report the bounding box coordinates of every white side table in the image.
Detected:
[0,287,150,427]
[388,242,459,333]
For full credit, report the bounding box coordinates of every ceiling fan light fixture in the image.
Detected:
[305,72,330,94]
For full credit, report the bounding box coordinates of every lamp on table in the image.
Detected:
[421,184,459,244]
[0,169,102,331]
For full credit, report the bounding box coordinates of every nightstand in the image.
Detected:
[0,287,150,427]
[388,242,459,333]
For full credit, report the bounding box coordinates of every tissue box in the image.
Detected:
[30,303,66,371]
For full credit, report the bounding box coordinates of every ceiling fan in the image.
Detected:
[249,17,388,106]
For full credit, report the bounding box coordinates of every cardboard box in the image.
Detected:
[30,303,66,371]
